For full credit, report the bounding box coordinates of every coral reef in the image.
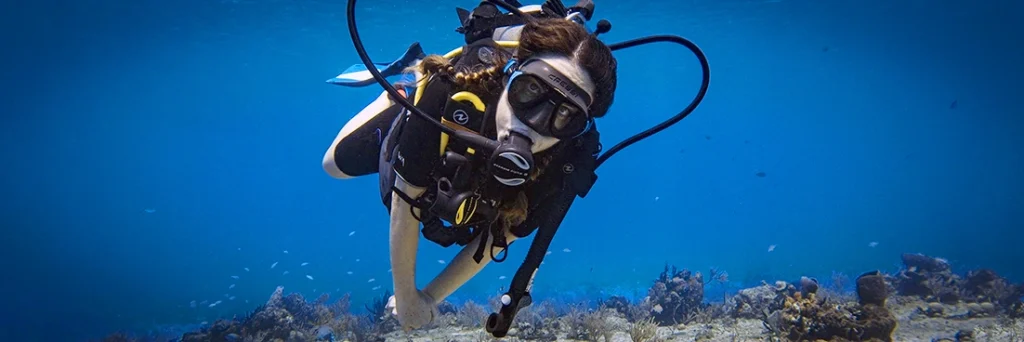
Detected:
[96,254,1024,342]
[628,317,658,342]
[894,253,962,303]
[174,286,393,342]
[604,295,654,323]
[509,300,560,340]
[729,282,783,319]
[894,253,1024,316]
[640,265,706,325]
[761,271,897,342]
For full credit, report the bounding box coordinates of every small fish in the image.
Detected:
[498,276,507,280]
[372,285,381,290]
[209,300,222,307]
[306,275,314,280]
[228,284,235,289]
[237,247,241,251]
[283,250,289,254]
[437,259,446,264]
[545,251,552,255]
[301,262,309,266]
[283,271,290,275]
[230,275,239,279]
[143,208,156,214]
[349,231,356,236]
[756,171,766,178]
[355,259,361,262]
[346,271,353,275]
[562,248,571,253]
[189,300,197,308]
[243,267,249,272]
[199,300,208,305]
[245,300,249,304]
[271,262,278,269]
[868,241,879,248]
[768,244,777,252]
[368,278,376,283]
[654,196,660,201]
[228,296,236,300]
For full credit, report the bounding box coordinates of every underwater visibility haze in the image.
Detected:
[2,0,1023,341]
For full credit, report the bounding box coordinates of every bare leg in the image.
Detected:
[423,227,520,304]
[322,90,403,179]
[388,176,437,330]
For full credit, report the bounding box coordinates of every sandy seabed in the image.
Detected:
[383,298,1024,342]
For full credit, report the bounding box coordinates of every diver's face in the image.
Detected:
[495,55,596,153]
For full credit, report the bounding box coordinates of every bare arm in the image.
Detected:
[388,176,438,330]
[423,226,520,304]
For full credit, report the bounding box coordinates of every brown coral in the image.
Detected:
[763,271,897,342]
[894,253,1024,313]
[643,265,705,325]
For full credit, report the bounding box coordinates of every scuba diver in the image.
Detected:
[324,0,709,337]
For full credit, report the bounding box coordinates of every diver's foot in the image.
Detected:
[386,290,438,330]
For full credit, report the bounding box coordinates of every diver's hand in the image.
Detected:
[386,290,438,330]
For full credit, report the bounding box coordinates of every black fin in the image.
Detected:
[541,0,567,17]
[456,7,471,26]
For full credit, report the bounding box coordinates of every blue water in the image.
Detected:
[2,0,1022,340]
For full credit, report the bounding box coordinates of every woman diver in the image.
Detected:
[324,0,709,336]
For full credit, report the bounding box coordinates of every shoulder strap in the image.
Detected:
[565,126,602,198]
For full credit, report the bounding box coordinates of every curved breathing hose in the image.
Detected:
[599,34,711,167]
[344,0,710,166]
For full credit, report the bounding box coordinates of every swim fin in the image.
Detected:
[327,42,425,87]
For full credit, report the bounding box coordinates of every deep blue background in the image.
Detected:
[2,0,1022,340]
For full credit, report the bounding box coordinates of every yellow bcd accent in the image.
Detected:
[454,196,480,225]
[455,199,467,224]
[439,91,487,155]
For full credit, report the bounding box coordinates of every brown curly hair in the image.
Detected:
[417,17,618,230]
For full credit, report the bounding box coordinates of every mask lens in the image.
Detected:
[552,103,578,130]
[509,75,548,108]
[550,102,588,137]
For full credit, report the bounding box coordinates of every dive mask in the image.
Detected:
[505,59,593,139]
